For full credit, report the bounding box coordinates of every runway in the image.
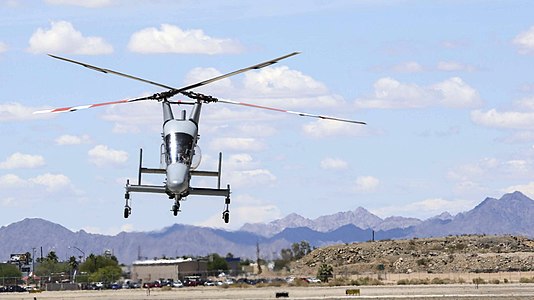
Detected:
[2,284,534,299]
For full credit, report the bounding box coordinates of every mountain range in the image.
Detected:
[0,191,533,265]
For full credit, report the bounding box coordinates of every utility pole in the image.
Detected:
[32,247,36,275]
[256,242,262,275]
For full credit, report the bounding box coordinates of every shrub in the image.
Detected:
[350,277,383,286]
[519,277,534,283]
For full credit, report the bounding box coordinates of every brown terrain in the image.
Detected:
[291,235,534,278]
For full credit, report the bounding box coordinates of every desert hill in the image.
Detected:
[292,235,534,276]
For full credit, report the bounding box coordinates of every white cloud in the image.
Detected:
[448,158,533,195]
[184,67,233,94]
[236,124,277,138]
[45,0,114,7]
[222,153,276,188]
[0,152,45,169]
[500,131,534,143]
[516,97,534,110]
[82,223,135,235]
[0,173,71,192]
[1,197,17,207]
[0,42,7,53]
[88,145,128,167]
[513,26,534,54]
[471,109,534,130]
[372,197,476,219]
[0,102,54,122]
[243,66,328,98]
[55,134,91,145]
[355,77,481,109]
[28,20,113,55]
[196,194,282,229]
[101,100,161,133]
[391,61,424,73]
[503,182,534,199]
[302,119,370,138]
[227,169,277,188]
[320,157,348,170]
[354,175,379,192]
[226,153,255,167]
[209,137,265,152]
[29,173,70,192]
[437,61,477,72]
[128,24,243,54]
[0,174,26,188]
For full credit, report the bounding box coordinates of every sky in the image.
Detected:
[1,0,534,235]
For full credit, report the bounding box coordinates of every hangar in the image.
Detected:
[131,258,207,282]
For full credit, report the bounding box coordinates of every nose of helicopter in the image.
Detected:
[166,163,189,194]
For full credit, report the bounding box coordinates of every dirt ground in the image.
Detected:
[2,284,534,300]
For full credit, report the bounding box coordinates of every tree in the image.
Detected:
[46,251,59,263]
[291,241,312,260]
[88,265,122,284]
[280,248,293,261]
[36,251,68,277]
[80,254,119,273]
[0,263,22,284]
[68,256,79,272]
[207,253,228,272]
[317,264,333,283]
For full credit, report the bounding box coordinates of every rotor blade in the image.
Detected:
[48,52,301,94]
[48,54,177,90]
[217,98,367,125]
[175,52,301,92]
[33,96,152,114]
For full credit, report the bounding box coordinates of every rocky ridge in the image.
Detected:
[292,235,534,275]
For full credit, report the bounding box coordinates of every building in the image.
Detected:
[131,258,207,282]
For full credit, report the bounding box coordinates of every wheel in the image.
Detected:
[172,205,178,216]
[223,211,230,223]
[124,207,130,219]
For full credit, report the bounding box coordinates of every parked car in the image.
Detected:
[110,283,122,290]
[143,281,161,288]
[306,277,322,283]
[172,280,183,288]
[7,285,26,292]
[203,280,216,286]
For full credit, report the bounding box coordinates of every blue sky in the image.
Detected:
[1,0,534,235]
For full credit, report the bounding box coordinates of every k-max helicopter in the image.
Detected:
[35,52,366,223]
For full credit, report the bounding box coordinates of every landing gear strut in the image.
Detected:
[124,191,131,219]
[222,196,230,224]
[171,197,181,216]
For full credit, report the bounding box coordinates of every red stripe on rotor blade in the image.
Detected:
[53,107,74,112]
[237,102,287,113]
[91,99,130,107]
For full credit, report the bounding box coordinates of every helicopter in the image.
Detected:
[34,52,366,223]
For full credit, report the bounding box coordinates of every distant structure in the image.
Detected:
[131,258,207,282]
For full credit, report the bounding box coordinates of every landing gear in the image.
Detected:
[171,196,181,216]
[124,192,131,219]
[222,209,230,223]
[222,196,230,223]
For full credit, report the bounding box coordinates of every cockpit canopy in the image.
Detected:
[165,132,194,165]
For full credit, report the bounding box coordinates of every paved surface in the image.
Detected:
[2,284,534,299]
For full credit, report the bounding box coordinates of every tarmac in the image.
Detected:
[1,284,534,299]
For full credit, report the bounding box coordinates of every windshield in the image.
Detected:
[165,133,194,165]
